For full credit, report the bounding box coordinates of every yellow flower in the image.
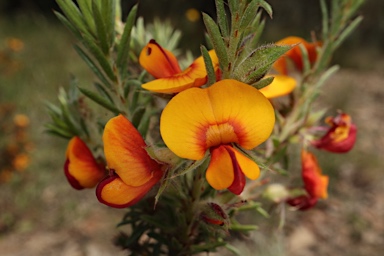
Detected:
[160,79,275,194]
[139,40,219,94]
[259,36,320,99]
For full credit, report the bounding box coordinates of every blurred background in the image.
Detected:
[0,0,383,255]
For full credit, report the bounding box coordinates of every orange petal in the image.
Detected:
[160,79,275,160]
[206,145,260,195]
[103,115,162,187]
[301,150,328,199]
[259,74,297,99]
[96,172,161,208]
[64,137,105,189]
[139,39,182,78]
[274,36,320,74]
[142,50,219,94]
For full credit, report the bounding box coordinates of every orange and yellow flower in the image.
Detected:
[259,74,297,99]
[64,137,105,190]
[160,79,275,194]
[139,39,219,94]
[311,113,357,153]
[96,115,164,208]
[287,150,328,210]
[273,36,320,75]
[259,36,320,99]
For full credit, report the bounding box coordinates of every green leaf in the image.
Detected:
[203,13,229,72]
[230,224,259,231]
[93,82,114,103]
[233,44,291,84]
[131,106,146,128]
[251,76,274,89]
[258,0,273,18]
[81,32,116,82]
[101,0,116,47]
[320,0,329,40]
[92,1,110,55]
[44,127,74,139]
[74,45,112,88]
[77,0,96,35]
[171,154,209,179]
[240,0,259,29]
[117,4,138,79]
[78,87,120,114]
[54,11,83,41]
[215,0,229,38]
[56,0,90,37]
[333,16,363,50]
[200,45,216,86]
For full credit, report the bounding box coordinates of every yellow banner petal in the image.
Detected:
[161,79,275,160]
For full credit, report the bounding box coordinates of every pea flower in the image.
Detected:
[96,115,163,208]
[64,136,105,190]
[287,150,329,210]
[311,112,357,153]
[259,74,297,99]
[259,36,320,99]
[160,79,275,195]
[139,39,219,94]
[273,36,320,75]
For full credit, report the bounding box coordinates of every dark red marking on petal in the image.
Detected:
[64,159,84,190]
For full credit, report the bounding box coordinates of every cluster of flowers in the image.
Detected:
[0,37,24,76]
[64,36,356,210]
[0,104,31,183]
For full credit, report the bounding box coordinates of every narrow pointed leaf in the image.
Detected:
[81,33,116,82]
[93,82,114,103]
[251,76,274,89]
[54,11,82,40]
[258,0,273,18]
[233,44,291,84]
[56,0,90,37]
[203,13,228,71]
[200,45,216,86]
[74,45,112,88]
[92,1,110,55]
[78,87,120,114]
[77,0,96,35]
[240,0,259,29]
[117,4,138,78]
[101,0,116,46]
[215,0,229,38]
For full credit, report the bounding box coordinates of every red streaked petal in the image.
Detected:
[96,171,161,208]
[103,115,162,187]
[64,137,105,190]
[312,113,357,153]
[141,50,219,94]
[301,150,329,199]
[139,39,182,78]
